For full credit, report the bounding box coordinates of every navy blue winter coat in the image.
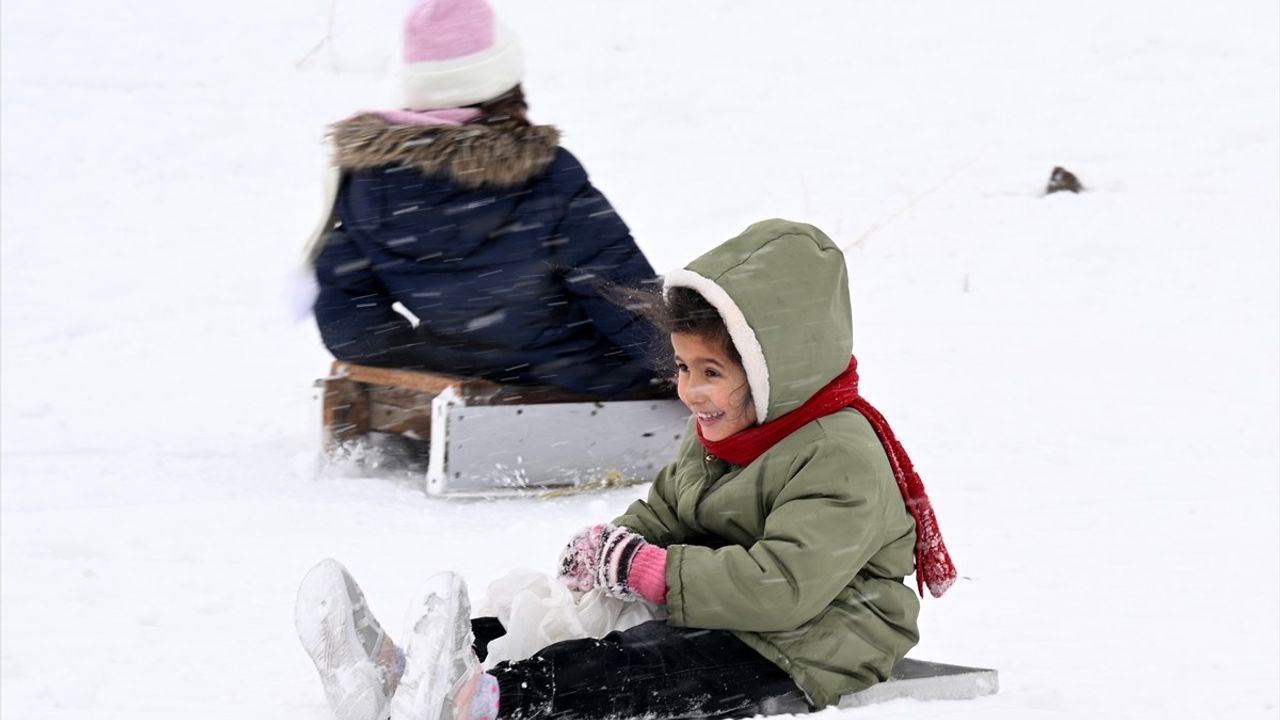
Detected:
[312,114,661,397]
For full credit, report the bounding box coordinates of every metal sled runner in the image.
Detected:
[753,658,998,713]
[320,362,688,495]
[841,658,998,707]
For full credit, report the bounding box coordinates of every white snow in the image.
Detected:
[2,0,1277,718]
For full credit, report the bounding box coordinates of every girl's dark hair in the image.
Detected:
[663,287,742,368]
[468,85,530,127]
[604,283,742,372]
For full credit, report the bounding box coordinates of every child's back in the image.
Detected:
[315,113,658,397]
[309,0,660,398]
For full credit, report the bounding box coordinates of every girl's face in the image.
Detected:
[671,332,756,441]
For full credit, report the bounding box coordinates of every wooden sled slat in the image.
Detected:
[367,386,435,438]
[327,361,604,406]
[321,374,370,452]
[330,362,483,396]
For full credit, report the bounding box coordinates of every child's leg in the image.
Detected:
[490,620,808,720]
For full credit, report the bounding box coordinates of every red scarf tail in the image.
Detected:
[852,398,957,598]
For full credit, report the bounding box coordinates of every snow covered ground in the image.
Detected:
[2,0,1277,717]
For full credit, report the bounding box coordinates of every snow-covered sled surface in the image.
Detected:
[1,1,1277,719]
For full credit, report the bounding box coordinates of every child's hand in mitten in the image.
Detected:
[595,526,669,604]
[557,523,611,592]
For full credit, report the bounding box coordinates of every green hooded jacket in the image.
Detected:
[612,219,920,709]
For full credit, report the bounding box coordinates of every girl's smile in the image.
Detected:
[670,332,756,441]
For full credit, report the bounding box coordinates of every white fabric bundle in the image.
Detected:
[473,568,667,669]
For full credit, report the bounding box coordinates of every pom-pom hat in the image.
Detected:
[401,0,524,111]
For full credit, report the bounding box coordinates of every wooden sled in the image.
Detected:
[319,361,689,496]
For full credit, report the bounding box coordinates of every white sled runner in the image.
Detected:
[319,362,688,496]
[841,658,998,708]
[757,658,998,713]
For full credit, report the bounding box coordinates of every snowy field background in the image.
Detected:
[2,0,1278,718]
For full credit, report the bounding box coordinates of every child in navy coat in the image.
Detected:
[309,0,661,398]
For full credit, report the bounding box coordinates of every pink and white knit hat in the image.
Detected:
[401,0,524,111]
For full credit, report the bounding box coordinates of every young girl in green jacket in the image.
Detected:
[296,219,957,720]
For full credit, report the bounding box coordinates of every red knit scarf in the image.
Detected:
[696,356,958,598]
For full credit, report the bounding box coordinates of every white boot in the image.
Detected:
[296,559,401,720]
[389,572,483,720]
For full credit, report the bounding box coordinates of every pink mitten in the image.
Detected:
[595,526,668,604]
[557,523,611,592]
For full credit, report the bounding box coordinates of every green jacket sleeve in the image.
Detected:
[665,442,890,632]
[611,460,687,547]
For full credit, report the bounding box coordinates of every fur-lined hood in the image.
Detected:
[665,219,853,424]
[329,113,561,189]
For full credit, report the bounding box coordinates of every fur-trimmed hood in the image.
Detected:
[664,220,853,424]
[329,113,561,189]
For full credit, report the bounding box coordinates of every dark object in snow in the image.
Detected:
[1046,166,1084,194]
